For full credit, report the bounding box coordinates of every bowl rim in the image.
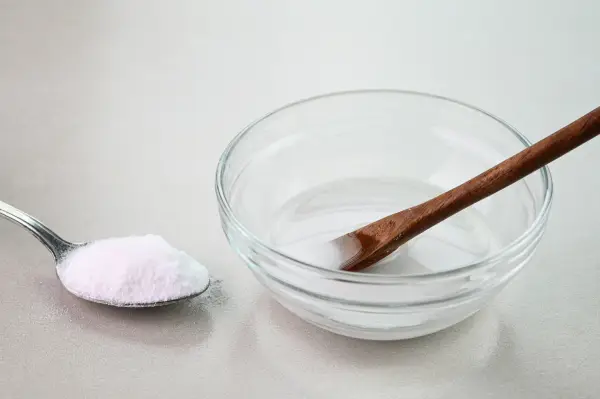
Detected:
[215,89,553,283]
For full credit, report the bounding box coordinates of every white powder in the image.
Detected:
[57,235,210,305]
[277,235,361,269]
[278,240,346,269]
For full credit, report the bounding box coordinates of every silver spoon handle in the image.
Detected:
[0,200,74,261]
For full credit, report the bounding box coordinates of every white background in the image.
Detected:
[1,1,599,398]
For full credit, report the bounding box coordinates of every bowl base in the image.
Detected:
[272,293,483,341]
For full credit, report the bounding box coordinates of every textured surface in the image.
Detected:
[1,0,599,398]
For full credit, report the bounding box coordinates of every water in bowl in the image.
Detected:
[269,177,503,275]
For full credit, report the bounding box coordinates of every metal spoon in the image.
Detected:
[337,105,600,272]
[0,201,209,307]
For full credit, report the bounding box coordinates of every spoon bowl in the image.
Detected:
[65,287,206,308]
[0,201,209,307]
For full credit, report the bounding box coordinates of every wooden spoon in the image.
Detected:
[337,106,600,272]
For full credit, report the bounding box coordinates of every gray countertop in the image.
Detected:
[1,1,599,398]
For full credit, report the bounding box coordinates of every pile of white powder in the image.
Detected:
[57,235,210,305]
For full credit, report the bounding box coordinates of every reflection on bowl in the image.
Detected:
[216,90,552,340]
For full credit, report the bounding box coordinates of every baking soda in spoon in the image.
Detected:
[57,235,210,305]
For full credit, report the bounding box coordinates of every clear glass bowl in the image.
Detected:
[216,90,552,340]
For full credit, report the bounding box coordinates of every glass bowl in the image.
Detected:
[216,90,552,340]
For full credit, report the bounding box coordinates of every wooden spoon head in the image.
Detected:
[337,211,416,272]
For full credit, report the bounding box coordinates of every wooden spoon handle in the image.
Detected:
[417,106,600,224]
[341,106,600,272]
